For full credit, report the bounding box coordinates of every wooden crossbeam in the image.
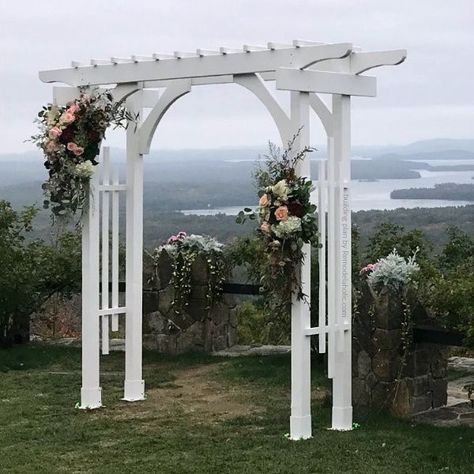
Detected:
[276,68,377,97]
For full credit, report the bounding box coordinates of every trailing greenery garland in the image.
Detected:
[151,232,228,316]
[31,89,135,219]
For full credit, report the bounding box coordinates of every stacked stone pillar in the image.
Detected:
[352,283,448,416]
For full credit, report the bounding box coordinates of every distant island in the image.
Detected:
[391,183,474,201]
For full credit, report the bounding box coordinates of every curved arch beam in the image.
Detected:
[138,79,192,155]
[111,83,141,104]
[309,94,333,136]
[234,73,291,144]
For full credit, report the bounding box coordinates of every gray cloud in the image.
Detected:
[1,0,473,153]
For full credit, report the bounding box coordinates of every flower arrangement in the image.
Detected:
[151,232,227,314]
[361,249,420,293]
[236,136,318,317]
[31,89,135,218]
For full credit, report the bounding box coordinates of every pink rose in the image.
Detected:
[274,205,289,221]
[61,112,75,124]
[72,146,84,156]
[48,127,62,139]
[360,263,376,274]
[260,222,270,233]
[67,103,80,114]
[45,140,57,153]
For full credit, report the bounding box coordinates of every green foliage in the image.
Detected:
[420,227,474,347]
[235,301,289,345]
[0,201,81,347]
[365,222,431,264]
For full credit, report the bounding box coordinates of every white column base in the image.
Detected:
[123,379,145,401]
[80,387,102,409]
[331,406,353,430]
[290,415,312,440]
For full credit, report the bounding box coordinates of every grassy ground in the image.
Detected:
[0,345,473,473]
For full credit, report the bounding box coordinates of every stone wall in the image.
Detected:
[353,282,448,417]
[142,252,237,354]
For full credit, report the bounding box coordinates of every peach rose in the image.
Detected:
[259,193,269,207]
[274,205,289,221]
[260,222,271,233]
[61,112,75,124]
[48,126,62,139]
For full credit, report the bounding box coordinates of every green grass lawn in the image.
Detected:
[0,345,473,473]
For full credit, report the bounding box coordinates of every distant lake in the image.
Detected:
[182,159,474,215]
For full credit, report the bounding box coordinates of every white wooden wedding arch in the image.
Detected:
[39,40,406,440]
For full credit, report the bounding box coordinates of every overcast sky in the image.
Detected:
[1,0,473,154]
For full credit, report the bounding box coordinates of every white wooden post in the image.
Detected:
[289,90,312,440]
[101,148,110,355]
[124,91,145,401]
[331,94,353,430]
[80,169,101,409]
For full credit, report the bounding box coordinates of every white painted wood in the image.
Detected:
[234,73,291,144]
[111,164,120,332]
[309,94,332,136]
[80,167,101,409]
[44,39,406,428]
[138,80,192,154]
[289,91,312,441]
[326,136,336,380]
[351,49,407,74]
[276,68,376,97]
[99,184,127,192]
[317,160,327,353]
[100,148,110,355]
[124,91,145,402]
[99,307,127,316]
[331,94,353,431]
[304,323,350,336]
[39,43,353,86]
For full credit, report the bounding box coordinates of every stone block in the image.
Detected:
[143,290,160,315]
[430,378,448,408]
[371,381,394,409]
[353,378,371,407]
[156,251,174,289]
[143,334,158,350]
[191,255,209,283]
[158,286,175,315]
[410,395,432,414]
[373,329,401,351]
[357,351,372,378]
[372,350,399,381]
[144,311,165,334]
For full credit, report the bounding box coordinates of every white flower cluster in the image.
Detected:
[156,234,223,255]
[74,161,95,178]
[268,179,288,201]
[367,249,420,292]
[272,216,302,238]
[182,234,224,252]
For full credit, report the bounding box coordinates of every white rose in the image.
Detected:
[74,161,95,178]
[272,179,289,200]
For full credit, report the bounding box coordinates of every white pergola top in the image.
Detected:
[39,40,406,88]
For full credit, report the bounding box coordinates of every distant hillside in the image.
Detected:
[391,183,474,201]
[374,149,474,161]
